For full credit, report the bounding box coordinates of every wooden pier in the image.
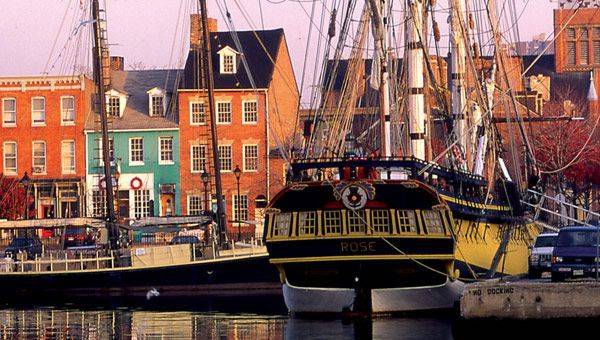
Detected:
[461,279,600,319]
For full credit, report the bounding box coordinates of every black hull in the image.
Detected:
[0,255,281,301]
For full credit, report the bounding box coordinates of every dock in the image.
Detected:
[460,279,600,319]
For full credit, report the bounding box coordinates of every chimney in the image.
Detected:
[110,56,125,71]
[190,14,218,49]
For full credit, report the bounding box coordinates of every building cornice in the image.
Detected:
[0,75,87,92]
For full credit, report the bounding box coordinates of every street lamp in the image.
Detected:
[201,169,209,212]
[233,165,242,241]
[20,172,31,220]
[113,169,120,218]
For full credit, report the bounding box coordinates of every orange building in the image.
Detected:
[0,75,93,218]
[178,16,298,239]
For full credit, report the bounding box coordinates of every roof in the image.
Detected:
[85,69,181,130]
[180,29,284,90]
[522,54,591,102]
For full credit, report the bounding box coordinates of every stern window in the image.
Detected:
[422,210,444,234]
[371,210,391,234]
[347,210,367,234]
[298,211,316,236]
[397,210,418,234]
[323,211,342,235]
[273,213,291,237]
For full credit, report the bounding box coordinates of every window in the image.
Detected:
[151,95,165,117]
[191,144,206,173]
[61,140,76,174]
[580,28,589,65]
[298,211,316,236]
[159,137,174,164]
[594,27,600,64]
[91,190,106,217]
[190,101,206,125]
[3,142,17,174]
[98,138,114,166]
[32,141,46,174]
[61,96,75,125]
[243,101,258,124]
[216,101,231,124]
[31,97,45,125]
[347,210,367,234]
[2,98,16,126]
[567,41,576,65]
[397,210,418,234]
[272,213,291,237]
[218,145,232,171]
[323,210,342,235]
[108,96,120,116]
[371,209,390,234]
[129,138,144,165]
[422,210,444,234]
[243,145,258,171]
[188,195,203,215]
[566,27,576,40]
[233,194,249,222]
[222,54,234,73]
[133,189,151,219]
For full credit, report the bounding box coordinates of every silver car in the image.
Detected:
[529,232,558,279]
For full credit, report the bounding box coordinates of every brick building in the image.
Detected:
[178,16,298,239]
[0,75,93,218]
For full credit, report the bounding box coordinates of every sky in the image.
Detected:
[0,0,556,101]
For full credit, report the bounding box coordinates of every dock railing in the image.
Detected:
[2,250,116,273]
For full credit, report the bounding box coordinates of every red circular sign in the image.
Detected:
[130,177,143,190]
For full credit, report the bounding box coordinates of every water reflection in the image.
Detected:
[0,308,460,339]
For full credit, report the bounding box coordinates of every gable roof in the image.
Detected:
[180,29,283,90]
[85,69,181,130]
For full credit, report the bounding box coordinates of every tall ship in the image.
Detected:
[264,0,544,313]
[0,0,280,301]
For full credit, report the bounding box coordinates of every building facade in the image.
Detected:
[178,16,298,239]
[0,75,93,218]
[85,64,182,219]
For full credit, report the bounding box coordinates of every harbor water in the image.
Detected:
[1,297,595,339]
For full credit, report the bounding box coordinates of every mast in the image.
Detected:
[91,0,118,249]
[198,0,227,245]
[473,65,495,176]
[448,0,469,167]
[407,0,426,160]
[368,0,392,157]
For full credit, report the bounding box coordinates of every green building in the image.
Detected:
[85,67,181,218]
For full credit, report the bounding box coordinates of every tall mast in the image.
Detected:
[91,0,118,249]
[198,0,227,244]
[368,0,392,157]
[407,0,426,160]
[449,0,468,167]
[473,64,495,176]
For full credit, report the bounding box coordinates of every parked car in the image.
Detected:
[63,226,95,248]
[169,235,201,245]
[551,226,600,282]
[528,232,558,278]
[4,236,43,260]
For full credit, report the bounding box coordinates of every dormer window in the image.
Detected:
[105,89,126,117]
[223,55,234,73]
[147,87,167,117]
[151,95,164,116]
[217,46,239,74]
[108,96,120,116]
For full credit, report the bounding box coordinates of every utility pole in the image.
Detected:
[198,0,227,245]
[91,0,118,249]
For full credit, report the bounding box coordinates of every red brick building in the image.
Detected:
[178,16,298,239]
[0,75,93,218]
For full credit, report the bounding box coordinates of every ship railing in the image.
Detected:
[2,250,116,273]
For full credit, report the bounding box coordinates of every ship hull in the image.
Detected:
[0,254,281,301]
[284,278,464,314]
